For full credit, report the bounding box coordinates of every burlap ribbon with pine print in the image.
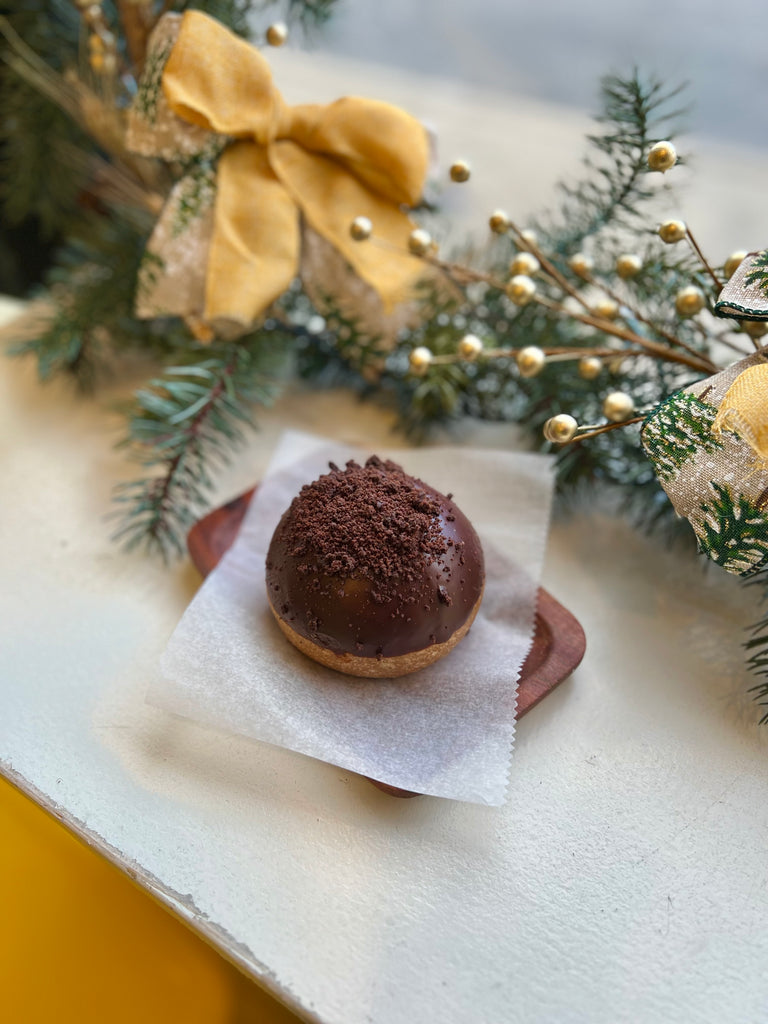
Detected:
[642,352,768,576]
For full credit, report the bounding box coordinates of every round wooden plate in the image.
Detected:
[188,488,586,797]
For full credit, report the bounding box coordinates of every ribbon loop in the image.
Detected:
[711,363,768,463]
[128,11,429,326]
[162,12,277,141]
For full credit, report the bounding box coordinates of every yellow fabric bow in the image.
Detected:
[137,11,429,325]
[712,363,768,464]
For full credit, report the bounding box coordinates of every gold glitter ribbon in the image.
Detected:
[712,363,768,463]
[135,11,429,325]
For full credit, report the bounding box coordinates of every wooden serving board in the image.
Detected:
[188,488,586,798]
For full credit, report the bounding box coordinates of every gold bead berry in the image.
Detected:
[648,140,677,172]
[509,252,540,277]
[408,228,432,256]
[568,253,593,279]
[506,275,537,307]
[593,297,619,320]
[615,253,642,279]
[408,346,433,375]
[578,356,602,380]
[349,216,372,241]
[489,209,510,234]
[543,414,578,444]
[744,320,768,339]
[517,345,546,377]
[724,251,748,280]
[266,22,288,46]
[449,160,471,183]
[658,219,686,244]
[675,285,706,317]
[603,391,635,422]
[457,333,483,360]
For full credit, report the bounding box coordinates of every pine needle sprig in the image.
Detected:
[177,0,256,37]
[112,328,293,558]
[174,0,342,36]
[286,0,341,28]
[11,212,154,388]
[0,2,88,237]
[544,72,688,254]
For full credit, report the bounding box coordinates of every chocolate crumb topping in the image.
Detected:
[266,455,485,659]
[279,456,447,604]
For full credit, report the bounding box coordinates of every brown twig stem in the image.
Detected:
[376,232,717,375]
[583,270,712,366]
[534,294,717,374]
[566,415,646,443]
[429,345,649,366]
[686,226,723,292]
[506,221,594,315]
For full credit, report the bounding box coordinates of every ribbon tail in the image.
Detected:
[135,165,216,320]
[269,141,425,313]
[205,141,300,323]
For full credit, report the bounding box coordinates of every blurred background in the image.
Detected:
[318,0,767,146]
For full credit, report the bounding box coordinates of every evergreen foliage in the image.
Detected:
[113,325,293,558]
[545,74,688,253]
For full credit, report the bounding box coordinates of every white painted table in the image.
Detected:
[3,61,768,1024]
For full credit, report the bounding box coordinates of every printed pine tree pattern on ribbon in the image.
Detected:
[126,15,226,164]
[170,156,218,240]
[133,39,173,125]
[641,352,768,577]
[697,482,768,576]
[642,390,723,483]
[135,251,165,314]
[744,250,768,295]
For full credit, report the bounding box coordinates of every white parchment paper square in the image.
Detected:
[152,431,554,804]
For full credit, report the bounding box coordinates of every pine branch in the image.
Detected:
[112,328,293,558]
[0,1,89,240]
[173,0,342,36]
[543,72,688,254]
[10,212,157,388]
[286,0,341,27]
[175,0,257,37]
[294,290,389,387]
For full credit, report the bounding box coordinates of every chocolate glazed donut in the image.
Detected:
[265,456,485,677]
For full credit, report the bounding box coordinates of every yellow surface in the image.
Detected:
[0,775,303,1024]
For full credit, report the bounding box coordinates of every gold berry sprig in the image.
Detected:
[349,139,764,446]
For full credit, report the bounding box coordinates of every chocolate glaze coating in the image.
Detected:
[265,457,485,660]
